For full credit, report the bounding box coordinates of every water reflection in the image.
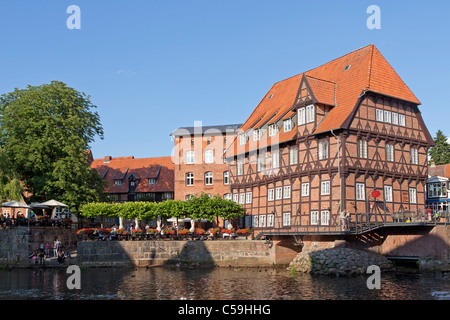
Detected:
[0,267,449,300]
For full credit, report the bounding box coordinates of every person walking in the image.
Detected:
[44,242,50,258]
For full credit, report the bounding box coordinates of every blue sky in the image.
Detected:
[0,1,449,159]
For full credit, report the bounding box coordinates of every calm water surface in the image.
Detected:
[0,267,449,300]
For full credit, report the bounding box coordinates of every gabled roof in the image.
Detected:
[90,156,174,193]
[227,44,422,157]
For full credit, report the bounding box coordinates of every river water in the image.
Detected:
[0,267,449,300]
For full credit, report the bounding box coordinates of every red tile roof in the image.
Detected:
[90,156,174,193]
[227,44,421,156]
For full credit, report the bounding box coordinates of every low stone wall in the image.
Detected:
[0,227,30,265]
[77,240,278,267]
[289,247,393,276]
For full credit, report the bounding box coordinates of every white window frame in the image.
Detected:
[376,109,384,122]
[384,185,393,202]
[358,139,368,159]
[409,188,417,204]
[148,178,157,185]
[257,154,265,172]
[311,211,319,225]
[275,187,283,200]
[384,110,391,123]
[186,172,194,186]
[204,172,213,185]
[272,152,280,169]
[186,151,195,164]
[223,171,230,185]
[114,180,122,186]
[204,149,214,164]
[282,212,291,226]
[306,105,315,123]
[246,192,252,204]
[399,114,406,126]
[253,129,261,141]
[392,112,399,125]
[239,193,245,205]
[267,214,274,227]
[386,144,394,162]
[318,141,329,160]
[283,186,291,199]
[301,183,310,197]
[268,189,274,201]
[233,193,239,203]
[252,215,258,228]
[259,215,266,228]
[321,210,330,226]
[298,107,306,125]
[411,147,418,165]
[321,181,330,195]
[239,134,247,145]
[268,124,279,137]
[237,160,244,176]
[356,183,365,201]
[283,118,292,132]
[289,147,298,165]
[223,194,232,200]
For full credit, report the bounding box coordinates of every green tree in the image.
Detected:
[0,81,105,211]
[429,130,450,165]
[0,147,24,202]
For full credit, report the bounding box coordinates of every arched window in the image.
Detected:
[204,172,213,185]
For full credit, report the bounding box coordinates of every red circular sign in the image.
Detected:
[372,190,380,198]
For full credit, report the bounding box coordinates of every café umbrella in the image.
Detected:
[38,200,68,218]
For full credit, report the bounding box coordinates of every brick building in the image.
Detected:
[225,44,434,234]
[90,156,174,203]
[171,123,242,202]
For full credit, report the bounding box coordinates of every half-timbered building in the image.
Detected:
[225,44,434,236]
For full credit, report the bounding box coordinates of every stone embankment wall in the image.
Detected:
[77,240,293,267]
[0,227,78,266]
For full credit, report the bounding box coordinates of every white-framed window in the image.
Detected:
[289,147,298,165]
[283,118,292,132]
[253,129,261,141]
[233,193,239,203]
[114,180,122,186]
[376,109,384,122]
[384,110,391,123]
[268,189,274,201]
[148,178,157,185]
[267,214,274,227]
[257,154,266,172]
[164,192,173,200]
[384,185,393,202]
[392,112,399,125]
[268,124,279,137]
[272,152,280,169]
[301,183,310,197]
[186,172,194,186]
[298,107,306,125]
[275,187,283,200]
[185,194,192,201]
[409,188,417,204]
[306,105,315,123]
[386,144,394,162]
[311,211,319,225]
[223,194,232,200]
[239,134,247,145]
[282,212,291,226]
[356,183,365,200]
[204,149,214,164]
[321,181,330,195]
[411,147,419,165]
[283,186,291,199]
[246,192,252,204]
[129,181,135,187]
[358,139,368,159]
[252,215,258,228]
[321,210,330,226]
[223,171,230,185]
[318,141,329,160]
[204,172,213,185]
[237,159,244,176]
[399,114,406,126]
[259,215,266,228]
[186,151,195,164]
[239,193,245,205]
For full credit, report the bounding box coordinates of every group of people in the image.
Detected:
[29,238,71,265]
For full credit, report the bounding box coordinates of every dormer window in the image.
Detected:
[268,124,278,137]
[253,129,261,141]
[306,105,315,123]
[114,180,123,186]
[239,134,247,145]
[148,178,157,185]
[283,119,292,132]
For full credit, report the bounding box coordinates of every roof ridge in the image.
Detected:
[367,44,374,90]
